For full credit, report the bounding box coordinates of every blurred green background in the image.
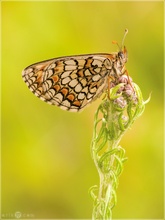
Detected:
[2,1,163,219]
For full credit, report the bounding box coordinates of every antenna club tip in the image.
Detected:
[112,40,117,44]
[125,29,128,34]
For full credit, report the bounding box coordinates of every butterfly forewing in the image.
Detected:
[22,54,114,112]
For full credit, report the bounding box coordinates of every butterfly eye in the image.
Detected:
[118,51,124,59]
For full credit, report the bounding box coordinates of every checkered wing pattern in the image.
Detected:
[22,54,113,112]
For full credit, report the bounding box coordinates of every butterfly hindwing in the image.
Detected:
[22,54,112,112]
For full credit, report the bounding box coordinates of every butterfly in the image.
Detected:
[22,29,128,112]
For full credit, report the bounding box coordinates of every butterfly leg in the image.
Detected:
[124,70,135,92]
[107,77,111,100]
[107,76,116,100]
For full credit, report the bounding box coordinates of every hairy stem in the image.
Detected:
[89,78,150,220]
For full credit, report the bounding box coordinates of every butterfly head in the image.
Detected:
[112,29,128,65]
[117,46,128,64]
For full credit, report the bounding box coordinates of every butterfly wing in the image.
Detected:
[22,54,113,112]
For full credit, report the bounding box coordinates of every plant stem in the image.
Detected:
[89,79,150,220]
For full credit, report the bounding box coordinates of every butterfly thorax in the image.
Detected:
[105,47,127,81]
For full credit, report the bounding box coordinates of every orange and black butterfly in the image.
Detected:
[22,29,128,112]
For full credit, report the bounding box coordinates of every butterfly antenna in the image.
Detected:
[121,29,128,49]
[112,29,128,51]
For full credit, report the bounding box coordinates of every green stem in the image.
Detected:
[89,82,150,220]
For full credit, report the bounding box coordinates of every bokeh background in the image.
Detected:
[2,1,163,219]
